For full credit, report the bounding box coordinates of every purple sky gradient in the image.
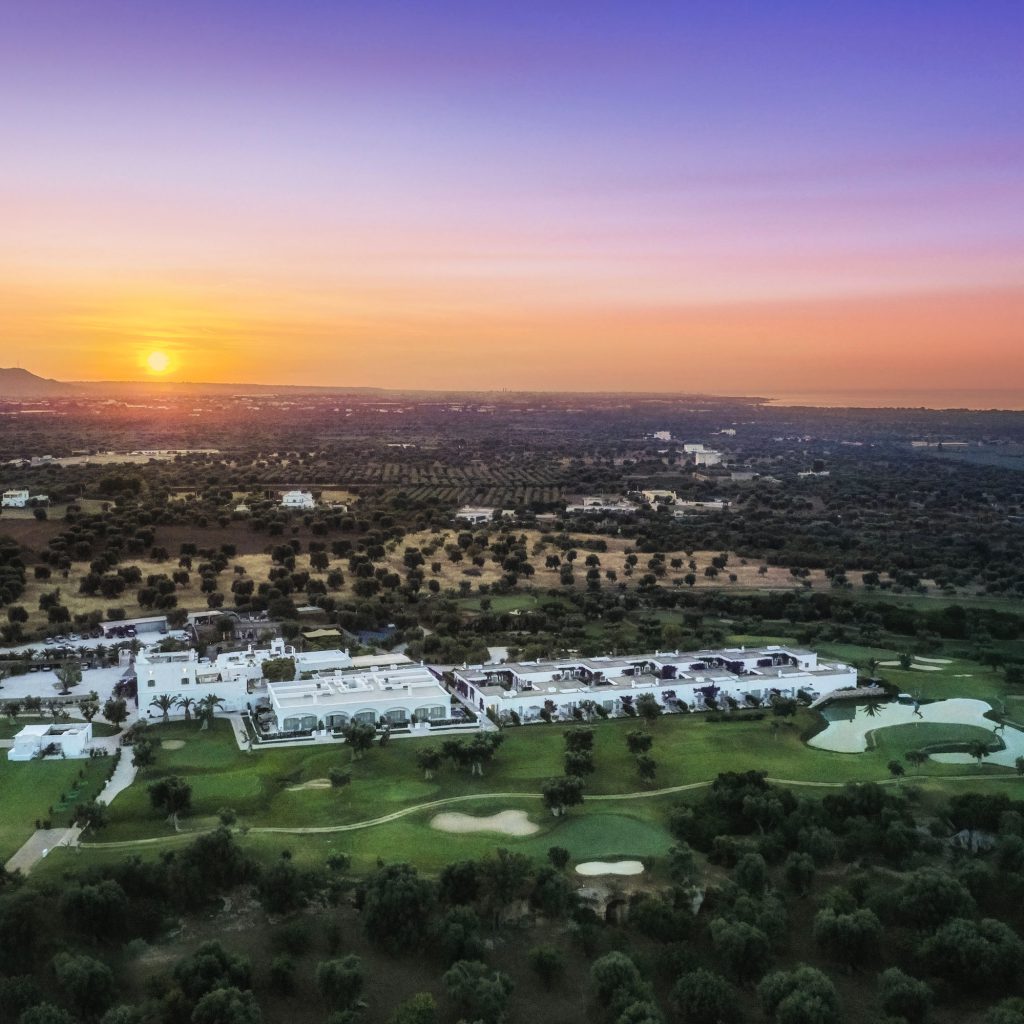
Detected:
[1,1,1021,389]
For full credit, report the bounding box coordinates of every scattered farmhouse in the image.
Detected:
[676,443,725,467]
[281,489,315,509]
[672,499,730,516]
[2,488,48,508]
[101,614,174,638]
[454,505,512,525]
[694,449,723,467]
[8,723,93,761]
[641,489,677,506]
[453,645,856,723]
[564,496,636,515]
[2,489,29,508]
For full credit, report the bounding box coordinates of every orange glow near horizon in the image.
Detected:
[4,279,1022,395]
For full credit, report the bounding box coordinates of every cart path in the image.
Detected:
[78,772,1012,849]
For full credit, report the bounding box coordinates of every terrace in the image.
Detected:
[453,646,855,721]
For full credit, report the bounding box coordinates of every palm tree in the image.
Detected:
[197,694,225,730]
[176,695,196,722]
[149,694,175,723]
[966,739,991,767]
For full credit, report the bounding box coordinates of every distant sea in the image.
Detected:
[766,389,1024,411]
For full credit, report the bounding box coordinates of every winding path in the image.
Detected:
[78,772,1013,850]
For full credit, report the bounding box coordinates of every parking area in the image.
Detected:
[0,664,129,703]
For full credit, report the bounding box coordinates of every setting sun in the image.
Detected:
[146,350,171,374]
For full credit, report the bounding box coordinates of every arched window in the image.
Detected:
[414,705,447,721]
[283,715,317,732]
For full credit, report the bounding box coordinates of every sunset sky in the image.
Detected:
[1,1,1022,394]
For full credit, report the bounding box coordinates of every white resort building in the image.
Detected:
[8,722,93,761]
[134,639,453,736]
[137,637,321,714]
[266,661,451,733]
[452,645,857,723]
[136,646,257,713]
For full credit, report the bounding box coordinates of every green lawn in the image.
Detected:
[0,755,112,863]
[0,717,119,739]
[868,721,998,757]
[37,791,683,880]
[314,799,674,874]
[92,701,1015,851]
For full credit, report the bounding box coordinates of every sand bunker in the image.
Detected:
[915,657,952,664]
[431,810,539,836]
[286,778,332,791]
[911,664,941,671]
[161,740,185,750]
[576,861,645,876]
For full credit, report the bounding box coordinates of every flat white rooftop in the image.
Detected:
[269,664,443,711]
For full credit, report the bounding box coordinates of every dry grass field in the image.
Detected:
[10,525,849,633]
